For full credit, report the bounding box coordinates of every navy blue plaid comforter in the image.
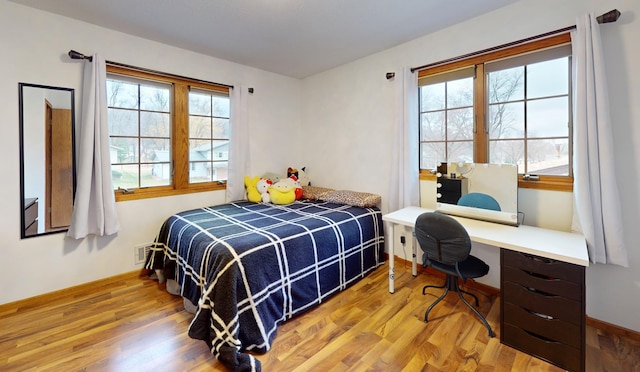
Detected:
[145,200,385,371]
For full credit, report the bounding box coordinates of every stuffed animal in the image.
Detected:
[244,175,261,203]
[288,166,310,186]
[268,177,297,205]
[290,175,303,200]
[262,172,282,183]
[256,178,272,203]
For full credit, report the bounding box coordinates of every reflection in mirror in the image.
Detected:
[19,83,75,238]
[435,162,519,226]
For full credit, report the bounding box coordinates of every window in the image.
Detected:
[106,65,230,200]
[188,89,230,184]
[418,33,573,191]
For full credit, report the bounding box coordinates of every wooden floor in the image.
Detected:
[1,264,638,371]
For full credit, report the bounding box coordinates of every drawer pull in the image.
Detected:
[524,270,557,280]
[527,308,555,320]
[522,328,559,344]
[524,285,556,297]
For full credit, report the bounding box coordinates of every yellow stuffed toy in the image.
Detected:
[268,177,297,205]
[244,175,262,203]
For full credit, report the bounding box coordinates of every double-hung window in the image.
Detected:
[106,65,230,200]
[418,33,573,190]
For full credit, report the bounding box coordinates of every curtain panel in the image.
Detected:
[67,54,120,239]
[388,67,420,213]
[571,13,627,266]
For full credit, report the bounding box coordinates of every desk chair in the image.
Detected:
[457,192,501,211]
[415,212,494,337]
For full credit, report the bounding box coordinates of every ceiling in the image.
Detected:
[11,0,520,79]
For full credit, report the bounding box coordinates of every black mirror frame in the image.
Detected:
[18,82,76,239]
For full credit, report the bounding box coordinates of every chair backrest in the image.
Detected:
[415,212,471,265]
[457,192,501,211]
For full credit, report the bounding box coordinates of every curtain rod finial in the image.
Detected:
[68,49,92,62]
[597,9,621,24]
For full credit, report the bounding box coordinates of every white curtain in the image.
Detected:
[225,85,250,203]
[67,54,120,239]
[571,14,627,266]
[388,67,420,213]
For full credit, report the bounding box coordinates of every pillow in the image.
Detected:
[302,186,334,200]
[321,190,382,208]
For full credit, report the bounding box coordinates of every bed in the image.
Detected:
[144,198,385,371]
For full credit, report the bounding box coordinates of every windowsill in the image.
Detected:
[114,183,226,201]
[419,171,572,192]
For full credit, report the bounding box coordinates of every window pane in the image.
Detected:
[420,83,445,111]
[527,97,569,138]
[111,164,139,190]
[188,90,230,184]
[189,92,212,116]
[490,140,524,172]
[140,84,170,112]
[447,77,473,108]
[214,118,230,138]
[147,162,171,185]
[421,112,445,141]
[107,79,138,109]
[447,141,473,163]
[488,66,524,104]
[213,96,230,117]
[190,140,212,161]
[212,140,229,161]
[108,108,138,136]
[110,137,138,163]
[141,163,171,187]
[527,57,569,99]
[420,142,445,170]
[190,116,212,138]
[140,111,170,137]
[141,138,170,163]
[446,107,473,140]
[488,102,524,139]
[527,139,569,175]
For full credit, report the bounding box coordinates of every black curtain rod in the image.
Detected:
[67,50,234,89]
[410,9,621,73]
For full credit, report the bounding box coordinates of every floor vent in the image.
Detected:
[134,244,151,265]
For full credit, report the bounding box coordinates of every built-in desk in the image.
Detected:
[382,206,589,372]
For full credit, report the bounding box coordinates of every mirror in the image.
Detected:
[19,83,76,238]
[435,163,519,226]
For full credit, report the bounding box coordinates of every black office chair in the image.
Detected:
[415,212,494,337]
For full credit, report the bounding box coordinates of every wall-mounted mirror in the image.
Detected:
[19,83,76,238]
[435,162,519,226]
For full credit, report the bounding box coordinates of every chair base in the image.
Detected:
[423,275,494,338]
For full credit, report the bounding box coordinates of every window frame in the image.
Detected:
[106,65,230,201]
[417,33,573,192]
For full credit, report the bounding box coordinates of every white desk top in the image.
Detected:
[383,206,589,267]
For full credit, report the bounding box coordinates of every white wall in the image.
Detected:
[0,1,302,304]
[302,0,640,332]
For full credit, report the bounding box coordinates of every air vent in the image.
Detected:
[134,244,152,265]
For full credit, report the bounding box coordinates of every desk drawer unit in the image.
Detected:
[500,249,585,372]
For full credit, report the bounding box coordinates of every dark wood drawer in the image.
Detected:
[502,265,582,301]
[502,281,581,325]
[503,301,581,348]
[502,249,583,283]
[502,322,581,372]
[24,199,38,229]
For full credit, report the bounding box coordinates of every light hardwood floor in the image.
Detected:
[1,263,638,371]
